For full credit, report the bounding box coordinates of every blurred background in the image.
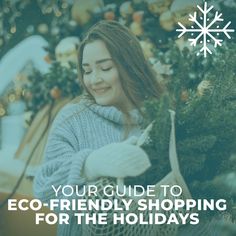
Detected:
[0,0,235,235]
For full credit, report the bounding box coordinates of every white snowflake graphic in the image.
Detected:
[176,1,235,57]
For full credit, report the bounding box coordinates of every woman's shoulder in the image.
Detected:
[52,96,91,128]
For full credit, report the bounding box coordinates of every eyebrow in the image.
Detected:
[82,58,113,66]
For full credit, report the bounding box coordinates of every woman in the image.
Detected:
[33,20,162,236]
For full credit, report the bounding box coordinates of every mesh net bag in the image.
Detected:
[81,110,192,236]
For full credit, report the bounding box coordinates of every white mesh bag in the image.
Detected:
[81,110,192,236]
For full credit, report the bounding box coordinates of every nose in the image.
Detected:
[90,70,102,84]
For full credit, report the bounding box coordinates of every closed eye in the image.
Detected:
[82,67,91,74]
[82,66,112,75]
[83,70,92,75]
[101,67,112,71]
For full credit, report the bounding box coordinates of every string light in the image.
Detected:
[55,10,62,17]
[62,3,68,9]
[10,26,16,34]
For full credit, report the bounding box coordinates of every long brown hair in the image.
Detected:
[78,20,163,113]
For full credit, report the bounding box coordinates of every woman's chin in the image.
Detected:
[94,97,112,107]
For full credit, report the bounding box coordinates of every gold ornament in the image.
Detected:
[139,40,154,59]
[8,93,16,102]
[55,10,62,17]
[15,88,22,97]
[62,2,68,9]
[71,0,104,25]
[37,23,49,34]
[170,0,201,27]
[159,10,175,31]
[119,1,134,19]
[10,26,16,34]
[104,11,115,20]
[180,90,189,102]
[55,37,80,68]
[197,80,212,96]
[132,11,144,23]
[50,87,61,99]
[44,54,52,64]
[0,107,6,117]
[147,0,173,16]
[130,22,143,36]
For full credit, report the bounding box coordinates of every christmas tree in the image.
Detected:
[126,42,236,220]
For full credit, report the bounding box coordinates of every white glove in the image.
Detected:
[83,140,151,181]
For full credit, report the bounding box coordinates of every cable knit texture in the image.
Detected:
[33,98,143,236]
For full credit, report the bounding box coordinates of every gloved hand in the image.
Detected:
[83,138,151,181]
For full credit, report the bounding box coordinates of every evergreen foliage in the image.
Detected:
[126,42,236,218]
[24,62,81,118]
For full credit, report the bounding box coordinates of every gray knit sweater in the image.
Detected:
[33,98,143,236]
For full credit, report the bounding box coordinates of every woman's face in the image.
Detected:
[82,40,132,111]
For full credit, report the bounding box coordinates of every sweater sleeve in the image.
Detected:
[33,104,93,213]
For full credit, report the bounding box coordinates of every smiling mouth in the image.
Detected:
[93,87,110,94]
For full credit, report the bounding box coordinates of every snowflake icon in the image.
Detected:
[176,1,235,57]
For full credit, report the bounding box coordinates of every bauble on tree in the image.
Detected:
[50,86,61,100]
[71,0,104,25]
[55,37,80,68]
